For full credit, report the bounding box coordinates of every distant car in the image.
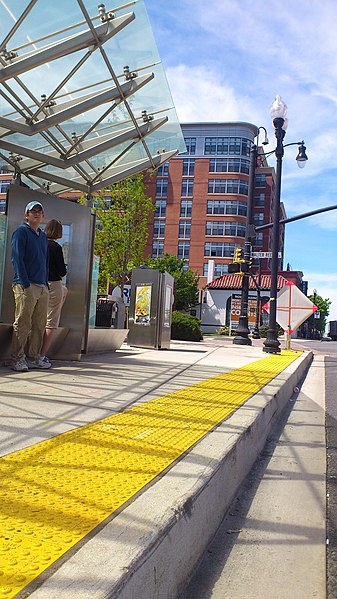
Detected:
[321,336,332,342]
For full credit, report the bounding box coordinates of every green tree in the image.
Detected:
[145,254,199,311]
[89,175,154,293]
[308,293,331,335]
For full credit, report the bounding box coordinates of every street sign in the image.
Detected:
[262,281,317,334]
[252,251,282,259]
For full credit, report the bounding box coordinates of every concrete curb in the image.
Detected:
[29,351,313,599]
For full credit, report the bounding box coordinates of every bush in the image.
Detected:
[219,325,230,336]
[259,323,284,338]
[171,311,203,341]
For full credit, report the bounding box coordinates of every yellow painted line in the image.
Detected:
[0,351,301,597]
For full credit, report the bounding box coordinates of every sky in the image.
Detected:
[144,0,337,321]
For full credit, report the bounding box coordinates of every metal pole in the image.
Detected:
[252,258,261,339]
[263,118,285,354]
[313,289,317,339]
[233,144,257,345]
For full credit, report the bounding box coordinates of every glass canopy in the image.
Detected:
[0,0,185,195]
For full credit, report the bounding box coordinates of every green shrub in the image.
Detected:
[259,323,284,338]
[219,325,230,336]
[171,311,203,341]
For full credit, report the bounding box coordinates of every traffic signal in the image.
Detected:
[234,248,244,262]
[228,261,249,274]
[228,262,241,273]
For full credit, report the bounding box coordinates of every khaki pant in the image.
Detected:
[11,283,49,361]
[46,281,68,329]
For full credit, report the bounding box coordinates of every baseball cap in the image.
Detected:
[25,201,44,214]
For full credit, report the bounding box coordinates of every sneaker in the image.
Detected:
[40,355,52,366]
[11,359,28,372]
[27,358,52,369]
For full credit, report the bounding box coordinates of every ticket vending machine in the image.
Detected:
[128,267,174,349]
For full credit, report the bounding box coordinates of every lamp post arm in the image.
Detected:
[257,141,304,160]
[256,204,337,231]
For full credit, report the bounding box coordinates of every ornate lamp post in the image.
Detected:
[263,96,308,354]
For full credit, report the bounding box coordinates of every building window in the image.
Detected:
[156,163,169,176]
[179,220,191,239]
[182,159,195,176]
[181,178,194,196]
[178,241,190,259]
[203,262,229,277]
[156,178,168,197]
[204,242,241,258]
[180,199,192,217]
[208,179,248,195]
[183,137,196,155]
[0,199,6,213]
[255,232,263,246]
[205,221,245,237]
[254,193,265,206]
[152,240,164,257]
[0,179,11,194]
[207,200,247,216]
[255,174,266,187]
[253,213,264,225]
[153,219,166,238]
[209,158,249,174]
[155,199,166,217]
[204,137,252,156]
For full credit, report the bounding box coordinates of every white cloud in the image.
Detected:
[165,64,249,123]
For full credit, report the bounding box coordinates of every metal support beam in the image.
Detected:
[91,150,177,191]
[3,116,167,171]
[0,13,135,81]
[0,73,153,137]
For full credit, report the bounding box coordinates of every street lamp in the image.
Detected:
[233,127,268,345]
[263,96,308,354]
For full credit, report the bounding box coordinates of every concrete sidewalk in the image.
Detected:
[0,338,312,598]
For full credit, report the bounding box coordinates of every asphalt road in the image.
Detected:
[179,345,330,599]
[291,338,337,355]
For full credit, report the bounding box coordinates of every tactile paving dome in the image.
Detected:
[0,351,300,597]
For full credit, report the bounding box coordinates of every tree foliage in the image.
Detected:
[89,175,154,292]
[145,254,199,311]
[308,293,331,334]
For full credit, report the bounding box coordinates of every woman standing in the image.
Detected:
[40,219,68,364]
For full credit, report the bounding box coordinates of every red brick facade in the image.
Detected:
[144,122,286,288]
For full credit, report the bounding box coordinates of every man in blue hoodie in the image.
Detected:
[11,201,52,371]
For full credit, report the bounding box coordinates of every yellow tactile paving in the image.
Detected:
[0,351,301,597]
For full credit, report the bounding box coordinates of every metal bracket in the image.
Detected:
[41,94,56,108]
[142,110,154,123]
[98,4,115,22]
[0,47,18,61]
[123,65,137,80]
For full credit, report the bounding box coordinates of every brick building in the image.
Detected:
[144,122,286,288]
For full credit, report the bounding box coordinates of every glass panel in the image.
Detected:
[0,0,185,194]
[0,214,7,309]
